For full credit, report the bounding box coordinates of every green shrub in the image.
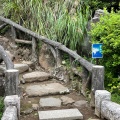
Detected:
[112,93,120,104]
[90,10,120,94]
[0,97,4,119]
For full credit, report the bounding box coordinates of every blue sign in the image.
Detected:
[92,43,103,58]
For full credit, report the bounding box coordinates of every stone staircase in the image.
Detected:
[0,61,100,120]
[15,62,99,120]
[19,64,83,119]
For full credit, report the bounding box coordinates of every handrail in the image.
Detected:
[0,16,105,106]
[0,16,94,72]
[0,45,14,69]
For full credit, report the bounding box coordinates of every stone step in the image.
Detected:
[14,64,29,73]
[25,83,69,97]
[38,108,83,120]
[0,64,29,74]
[23,71,51,83]
[39,96,75,108]
[22,61,35,69]
[40,97,61,107]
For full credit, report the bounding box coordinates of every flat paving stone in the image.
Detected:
[40,97,61,107]
[38,108,83,120]
[25,83,69,97]
[23,71,51,83]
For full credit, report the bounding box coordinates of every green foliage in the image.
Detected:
[107,75,120,94]
[84,0,119,13]
[0,97,4,119]
[84,0,110,9]
[90,10,120,93]
[112,93,120,104]
[0,25,10,35]
[1,0,90,50]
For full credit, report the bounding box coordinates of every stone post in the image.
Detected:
[5,69,19,96]
[95,90,111,117]
[1,106,18,120]
[4,95,20,120]
[90,65,104,107]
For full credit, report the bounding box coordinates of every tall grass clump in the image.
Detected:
[1,0,90,50]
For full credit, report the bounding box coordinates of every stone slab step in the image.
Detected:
[14,64,29,73]
[38,108,83,120]
[25,83,69,97]
[22,61,35,69]
[0,64,29,74]
[40,97,61,107]
[23,71,51,83]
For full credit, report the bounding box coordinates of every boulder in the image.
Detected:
[39,44,55,70]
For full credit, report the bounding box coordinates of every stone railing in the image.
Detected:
[95,90,120,120]
[1,95,20,120]
[0,16,104,106]
[0,45,19,96]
